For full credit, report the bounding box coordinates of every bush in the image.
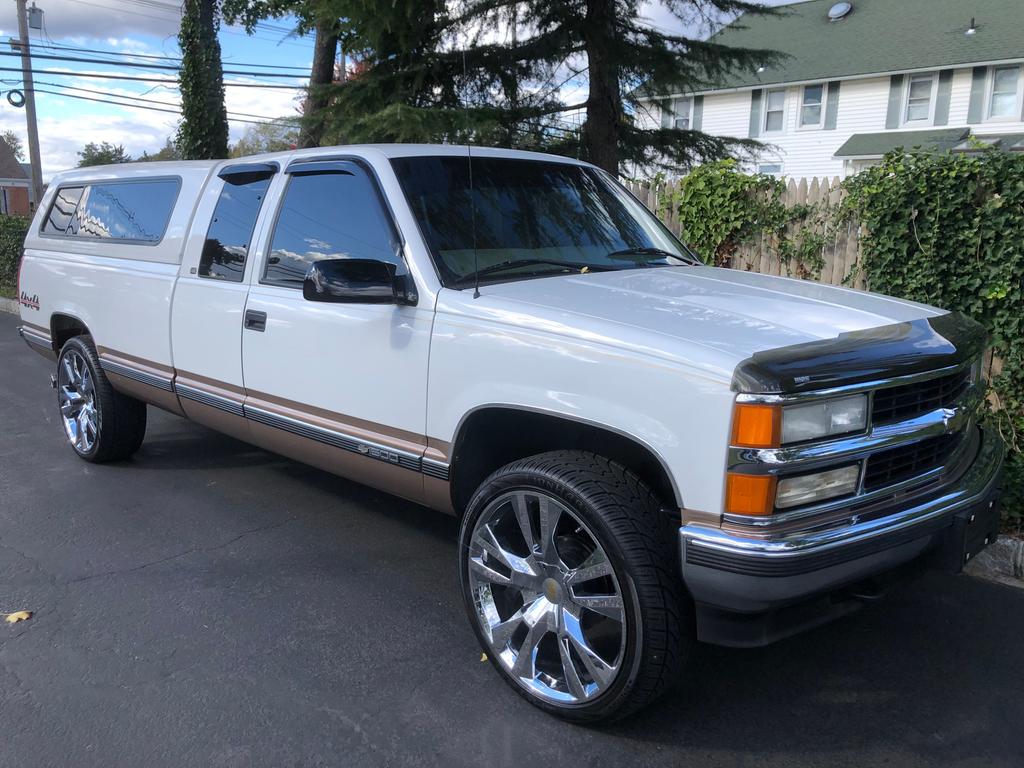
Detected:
[0,214,29,297]
[662,159,830,276]
[841,149,1024,531]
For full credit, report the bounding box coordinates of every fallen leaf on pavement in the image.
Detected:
[480,652,488,662]
[5,611,32,624]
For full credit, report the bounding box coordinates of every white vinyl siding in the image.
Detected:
[649,60,1024,179]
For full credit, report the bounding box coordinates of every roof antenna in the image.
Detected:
[462,49,481,299]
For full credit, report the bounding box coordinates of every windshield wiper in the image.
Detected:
[452,258,610,288]
[605,247,699,265]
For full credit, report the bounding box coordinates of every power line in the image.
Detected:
[33,41,311,71]
[0,65,304,89]
[27,87,297,127]
[29,80,299,122]
[64,0,313,48]
[0,49,308,79]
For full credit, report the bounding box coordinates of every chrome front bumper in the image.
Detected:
[680,425,1005,618]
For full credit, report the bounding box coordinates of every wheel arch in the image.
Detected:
[50,313,91,353]
[448,405,683,514]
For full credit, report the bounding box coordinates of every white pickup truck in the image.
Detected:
[17,145,1004,722]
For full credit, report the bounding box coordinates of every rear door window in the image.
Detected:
[199,173,273,281]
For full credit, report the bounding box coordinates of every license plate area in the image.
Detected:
[934,488,1002,573]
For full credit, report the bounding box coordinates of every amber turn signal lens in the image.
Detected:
[731,403,781,448]
[725,473,777,516]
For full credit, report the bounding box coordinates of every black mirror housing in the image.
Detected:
[303,259,417,305]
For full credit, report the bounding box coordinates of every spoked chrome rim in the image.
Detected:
[467,489,627,706]
[58,350,98,453]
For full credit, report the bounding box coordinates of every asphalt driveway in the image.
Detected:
[2,309,1023,768]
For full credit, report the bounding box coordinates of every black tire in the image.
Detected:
[458,450,690,723]
[56,335,147,463]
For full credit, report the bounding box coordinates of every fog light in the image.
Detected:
[775,464,860,509]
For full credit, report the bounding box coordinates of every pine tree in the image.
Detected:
[223,1,781,173]
[177,0,230,159]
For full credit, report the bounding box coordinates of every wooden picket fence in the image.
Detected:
[624,176,868,289]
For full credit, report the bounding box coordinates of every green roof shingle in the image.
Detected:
[833,128,969,157]
[708,0,1024,91]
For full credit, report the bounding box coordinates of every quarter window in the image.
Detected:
[989,65,1022,119]
[799,84,824,127]
[904,73,934,123]
[199,173,272,282]
[42,186,84,235]
[764,89,786,132]
[263,166,400,288]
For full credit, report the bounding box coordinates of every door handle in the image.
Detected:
[244,310,267,332]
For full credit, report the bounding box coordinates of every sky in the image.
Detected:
[0,0,312,178]
[0,0,792,180]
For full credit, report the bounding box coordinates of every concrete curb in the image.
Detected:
[0,296,17,315]
[965,536,1024,589]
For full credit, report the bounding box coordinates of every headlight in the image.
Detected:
[775,464,860,509]
[781,394,867,444]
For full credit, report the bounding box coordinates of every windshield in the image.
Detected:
[390,155,697,287]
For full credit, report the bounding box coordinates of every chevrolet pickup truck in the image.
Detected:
[16,145,1004,722]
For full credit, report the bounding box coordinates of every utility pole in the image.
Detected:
[15,0,44,207]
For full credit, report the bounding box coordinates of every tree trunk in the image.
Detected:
[300,17,340,149]
[177,0,229,159]
[581,0,622,174]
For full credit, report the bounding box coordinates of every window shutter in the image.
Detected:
[824,81,841,129]
[660,99,672,129]
[933,70,954,126]
[885,74,905,129]
[967,66,988,123]
[748,89,763,137]
[692,96,704,132]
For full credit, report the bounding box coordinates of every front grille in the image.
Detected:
[863,433,962,491]
[871,369,971,425]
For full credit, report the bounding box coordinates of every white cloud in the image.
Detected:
[0,0,179,41]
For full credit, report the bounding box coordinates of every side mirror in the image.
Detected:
[303,259,417,305]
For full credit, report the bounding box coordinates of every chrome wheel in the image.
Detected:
[58,350,98,453]
[467,489,627,706]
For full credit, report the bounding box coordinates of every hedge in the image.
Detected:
[840,149,1023,531]
[0,215,29,297]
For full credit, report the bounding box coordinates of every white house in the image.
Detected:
[646,0,1024,178]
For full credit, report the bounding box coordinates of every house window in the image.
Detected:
[758,163,783,175]
[764,89,786,132]
[661,97,692,129]
[671,97,692,129]
[904,73,935,123]
[988,65,1022,119]
[799,84,824,128]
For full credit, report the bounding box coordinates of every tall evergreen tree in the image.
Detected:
[177,0,230,159]
[223,1,781,173]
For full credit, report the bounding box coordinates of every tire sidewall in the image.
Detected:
[458,466,649,721]
[58,337,103,461]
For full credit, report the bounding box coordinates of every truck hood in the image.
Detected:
[444,266,944,383]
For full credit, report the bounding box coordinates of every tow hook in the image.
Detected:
[49,374,57,390]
